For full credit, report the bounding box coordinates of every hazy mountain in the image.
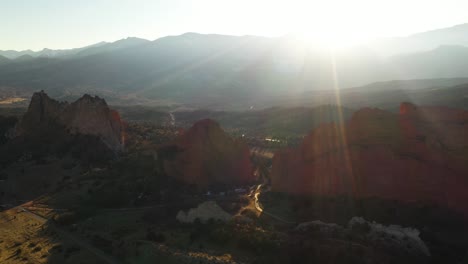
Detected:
[75,37,150,57]
[0,42,107,59]
[0,38,149,59]
[388,45,468,79]
[14,54,35,62]
[370,23,468,56]
[0,33,278,103]
[0,55,10,65]
[3,24,468,109]
[0,49,36,59]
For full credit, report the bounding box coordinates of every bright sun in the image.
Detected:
[297,27,371,49]
[281,0,375,48]
[294,18,371,49]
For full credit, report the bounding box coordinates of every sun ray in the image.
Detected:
[328,48,358,197]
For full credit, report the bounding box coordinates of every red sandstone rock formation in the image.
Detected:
[163,119,254,187]
[18,91,124,152]
[271,103,468,215]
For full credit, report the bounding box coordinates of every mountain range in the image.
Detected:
[2,24,468,109]
[0,38,150,59]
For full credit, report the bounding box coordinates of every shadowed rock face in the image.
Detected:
[18,91,124,152]
[163,119,254,187]
[271,103,468,216]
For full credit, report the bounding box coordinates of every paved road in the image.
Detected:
[17,206,122,264]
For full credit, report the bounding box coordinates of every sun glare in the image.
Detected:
[283,0,375,48]
[295,23,372,49]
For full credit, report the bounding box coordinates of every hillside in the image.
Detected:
[271,79,468,111]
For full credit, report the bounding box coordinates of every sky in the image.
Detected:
[1,0,468,51]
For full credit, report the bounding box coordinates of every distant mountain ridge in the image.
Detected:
[370,23,468,56]
[75,37,150,57]
[0,42,106,59]
[0,37,149,59]
[4,23,468,59]
[2,23,468,109]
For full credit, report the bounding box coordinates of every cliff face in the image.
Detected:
[271,103,468,215]
[163,119,254,187]
[18,91,124,152]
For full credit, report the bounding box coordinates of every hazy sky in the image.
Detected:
[1,0,468,51]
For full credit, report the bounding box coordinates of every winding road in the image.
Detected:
[253,185,295,225]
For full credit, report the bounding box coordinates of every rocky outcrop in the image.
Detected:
[18,91,66,129]
[162,119,254,187]
[271,103,468,215]
[18,91,124,152]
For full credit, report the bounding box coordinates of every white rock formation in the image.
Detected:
[176,201,232,224]
[348,216,430,256]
